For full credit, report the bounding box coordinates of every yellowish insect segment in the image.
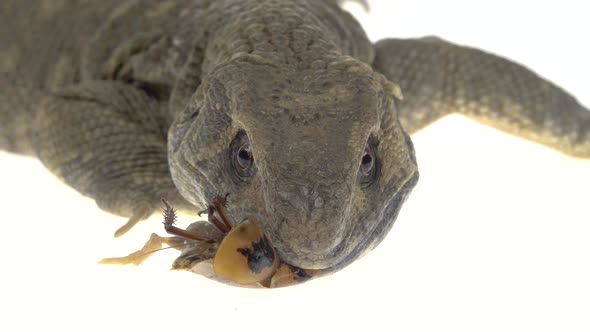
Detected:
[213,217,279,284]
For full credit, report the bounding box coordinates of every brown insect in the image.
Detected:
[101,194,314,288]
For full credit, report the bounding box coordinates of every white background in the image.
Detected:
[1,1,589,331]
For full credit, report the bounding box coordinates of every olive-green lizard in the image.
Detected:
[1,0,588,279]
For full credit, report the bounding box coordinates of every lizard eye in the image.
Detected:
[361,148,374,173]
[231,132,256,179]
[358,143,377,186]
[237,143,253,170]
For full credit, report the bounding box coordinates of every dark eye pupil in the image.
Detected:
[359,142,377,186]
[237,144,253,169]
[239,149,251,161]
[361,153,372,165]
[360,147,375,179]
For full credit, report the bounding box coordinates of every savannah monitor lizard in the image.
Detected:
[1,0,588,279]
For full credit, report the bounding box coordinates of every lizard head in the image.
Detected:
[168,55,418,271]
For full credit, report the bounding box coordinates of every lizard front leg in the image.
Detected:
[372,37,590,158]
[32,81,193,236]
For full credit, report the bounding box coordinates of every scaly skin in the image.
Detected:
[0,1,588,275]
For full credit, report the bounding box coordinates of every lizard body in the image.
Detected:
[1,1,588,277]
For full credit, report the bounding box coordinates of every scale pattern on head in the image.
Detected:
[168,0,418,270]
[169,55,418,269]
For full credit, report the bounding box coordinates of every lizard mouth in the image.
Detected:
[255,167,419,274]
[320,169,420,274]
[159,195,319,288]
[251,162,420,276]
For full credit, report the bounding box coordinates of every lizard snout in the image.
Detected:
[262,183,352,269]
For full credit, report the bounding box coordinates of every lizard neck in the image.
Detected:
[201,0,373,74]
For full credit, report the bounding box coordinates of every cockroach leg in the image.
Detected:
[164,224,217,243]
[99,233,181,265]
[210,194,233,232]
[207,213,230,234]
[195,194,233,233]
[197,206,210,217]
[161,198,217,243]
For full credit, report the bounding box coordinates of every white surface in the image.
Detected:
[1,1,589,331]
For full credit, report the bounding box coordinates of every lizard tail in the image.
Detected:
[0,72,39,155]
